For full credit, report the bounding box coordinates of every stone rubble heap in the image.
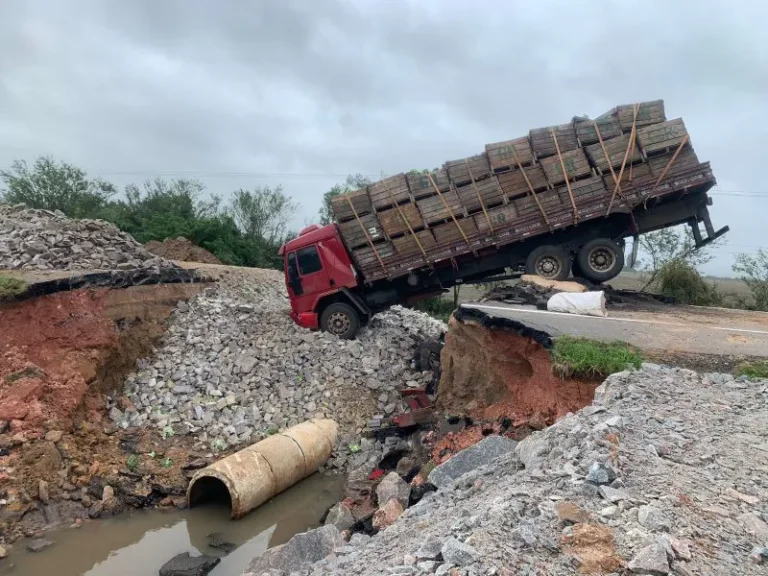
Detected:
[0,204,175,271]
[283,366,768,576]
[110,271,446,451]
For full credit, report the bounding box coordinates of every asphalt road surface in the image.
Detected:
[461,301,768,359]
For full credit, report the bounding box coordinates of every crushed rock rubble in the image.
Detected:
[0,204,175,271]
[110,271,446,453]
[261,365,768,576]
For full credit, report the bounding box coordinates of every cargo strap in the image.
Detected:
[644,135,690,207]
[384,183,430,264]
[427,173,470,245]
[464,159,494,233]
[511,147,552,230]
[344,194,385,271]
[550,127,579,224]
[593,121,630,213]
[606,103,639,216]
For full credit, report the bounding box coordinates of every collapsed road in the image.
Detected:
[463,301,768,361]
[2,204,768,576]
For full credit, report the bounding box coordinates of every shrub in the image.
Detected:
[414,296,456,322]
[657,259,721,306]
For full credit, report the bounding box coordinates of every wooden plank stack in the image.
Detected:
[327,99,704,279]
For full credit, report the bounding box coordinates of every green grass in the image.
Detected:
[414,296,456,323]
[0,274,28,300]
[736,360,768,380]
[552,336,643,379]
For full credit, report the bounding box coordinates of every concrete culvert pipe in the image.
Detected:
[187,419,338,518]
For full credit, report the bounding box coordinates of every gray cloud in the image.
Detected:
[1,0,766,274]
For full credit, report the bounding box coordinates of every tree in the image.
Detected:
[638,226,721,291]
[733,250,768,311]
[318,174,372,225]
[0,156,116,218]
[229,186,298,244]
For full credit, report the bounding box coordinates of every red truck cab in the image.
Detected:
[279,224,366,338]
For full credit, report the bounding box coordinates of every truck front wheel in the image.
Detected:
[525,245,571,281]
[320,302,361,340]
[576,238,625,283]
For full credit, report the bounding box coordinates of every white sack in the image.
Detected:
[547,291,607,317]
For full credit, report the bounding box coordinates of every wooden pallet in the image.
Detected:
[585,132,643,172]
[497,165,548,200]
[485,137,533,172]
[338,213,383,248]
[431,218,478,244]
[646,147,700,176]
[602,160,653,189]
[539,148,591,186]
[562,176,610,204]
[514,188,563,216]
[392,230,437,256]
[377,203,425,238]
[473,203,519,233]
[530,123,578,158]
[407,169,450,199]
[637,118,689,156]
[417,189,465,225]
[352,241,395,270]
[574,115,622,146]
[445,154,491,186]
[455,177,504,213]
[616,100,666,130]
[331,187,372,221]
[368,174,411,210]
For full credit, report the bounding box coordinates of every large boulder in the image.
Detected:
[242,525,343,575]
[428,435,517,487]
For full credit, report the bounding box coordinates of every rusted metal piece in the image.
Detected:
[187,419,338,519]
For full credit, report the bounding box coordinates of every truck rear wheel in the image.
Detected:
[525,245,570,281]
[576,238,625,283]
[320,302,361,340]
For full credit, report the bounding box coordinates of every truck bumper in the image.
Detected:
[291,311,319,330]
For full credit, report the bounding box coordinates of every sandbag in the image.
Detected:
[547,291,607,317]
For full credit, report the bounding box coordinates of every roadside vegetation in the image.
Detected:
[1,156,332,271]
[638,228,768,311]
[735,360,768,380]
[0,273,28,300]
[552,336,643,379]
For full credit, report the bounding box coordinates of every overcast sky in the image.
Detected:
[1,0,766,276]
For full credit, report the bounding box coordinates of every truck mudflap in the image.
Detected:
[292,311,319,330]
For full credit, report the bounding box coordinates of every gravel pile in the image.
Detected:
[301,366,768,576]
[110,271,446,452]
[0,204,175,271]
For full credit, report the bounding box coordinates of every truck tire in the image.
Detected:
[525,245,571,281]
[320,302,361,340]
[576,238,625,283]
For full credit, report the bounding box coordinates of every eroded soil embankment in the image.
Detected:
[437,307,597,428]
[0,283,210,542]
[0,283,208,430]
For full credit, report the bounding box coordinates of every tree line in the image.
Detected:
[0,157,303,270]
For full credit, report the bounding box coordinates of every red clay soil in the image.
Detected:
[145,237,221,264]
[0,289,116,432]
[437,316,598,428]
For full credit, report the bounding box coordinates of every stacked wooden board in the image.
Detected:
[330,99,711,281]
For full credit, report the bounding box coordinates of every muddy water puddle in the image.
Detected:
[3,473,344,576]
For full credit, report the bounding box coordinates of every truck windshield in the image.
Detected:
[297,246,322,275]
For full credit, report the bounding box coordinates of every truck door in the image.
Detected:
[290,244,331,298]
